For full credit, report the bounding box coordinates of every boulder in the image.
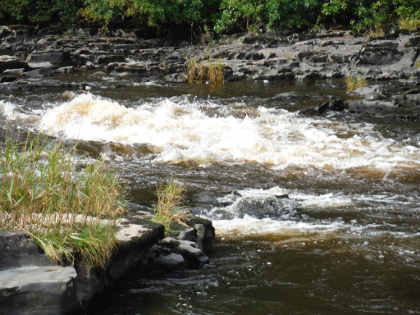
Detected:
[0,266,78,315]
[233,195,297,219]
[0,231,52,269]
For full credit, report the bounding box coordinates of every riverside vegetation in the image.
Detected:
[0,138,192,267]
[0,138,125,267]
[0,0,418,35]
[152,180,190,234]
[187,57,224,89]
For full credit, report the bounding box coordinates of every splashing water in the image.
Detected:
[33,93,420,178]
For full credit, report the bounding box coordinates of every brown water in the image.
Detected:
[1,76,419,314]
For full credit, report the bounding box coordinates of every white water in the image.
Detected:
[0,100,30,121]
[1,93,419,241]
[208,187,356,237]
[208,186,419,238]
[27,93,418,176]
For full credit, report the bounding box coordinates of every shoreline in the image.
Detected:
[0,213,215,314]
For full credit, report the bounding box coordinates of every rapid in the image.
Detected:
[1,78,419,314]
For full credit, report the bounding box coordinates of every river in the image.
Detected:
[1,75,419,314]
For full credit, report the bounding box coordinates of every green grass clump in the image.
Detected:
[398,18,420,31]
[187,57,224,89]
[0,138,125,267]
[345,75,368,92]
[416,61,420,68]
[152,180,190,234]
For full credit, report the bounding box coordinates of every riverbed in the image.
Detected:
[1,74,419,314]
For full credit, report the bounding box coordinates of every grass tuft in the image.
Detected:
[187,57,224,89]
[152,180,190,234]
[345,75,368,92]
[0,138,125,267]
[398,18,420,31]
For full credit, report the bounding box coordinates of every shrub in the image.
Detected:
[0,138,125,266]
[1,0,81,27]
[1,0,419,34]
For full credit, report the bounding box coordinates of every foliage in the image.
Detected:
[321,0,420,32]
[1,0,419,34]
[214,0,265,34]
[398,18,420,31]
[152,180,190,234]
[1,0,81,27]
[0,138,125,266]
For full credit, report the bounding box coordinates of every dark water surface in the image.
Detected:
[1,76,419,314]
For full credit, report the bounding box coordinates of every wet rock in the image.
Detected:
[354,85,388,100]
[75,220,164,306]
[0,26,15,40]
[96,54,126,65]
[358,42,403,65]
[106,61,148,74]
[0,231,53,269]
[405,36,420,48]
[155,253,185,269]
[0,55,29,73]
[347,99,398,113]
[178,228,197,242]
[234,195,297,219]
[56,66,74,73]
[0,266,78,315]
[164,72,187,83]
[26,50,72,69]
[186,217,215,252]
[0,74,20,83]
[313,97,348,114]
[156,237,209,268]
[177,240,209,266]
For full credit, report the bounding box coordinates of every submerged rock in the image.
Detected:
[233,195,297,219]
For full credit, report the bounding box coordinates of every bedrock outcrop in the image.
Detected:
[0,210,215,315]
[0,26,418,87]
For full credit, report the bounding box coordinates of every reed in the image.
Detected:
[398,18,420,31]
[0,138,125,267]
[187,57,224,89]
[345,75,367,92]
[152,180,190,234]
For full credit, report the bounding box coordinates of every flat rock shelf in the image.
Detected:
[0,216,215,315]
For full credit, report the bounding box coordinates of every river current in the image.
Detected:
[1,77,419,314]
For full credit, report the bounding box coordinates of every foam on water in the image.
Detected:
[208,187,357,236]
[32,92,420,175]
[207,186,420,237]
[213,216,348,237]
[0,100,29,121]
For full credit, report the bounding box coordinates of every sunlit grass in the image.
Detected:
[152,180,190,234]
[398,18,420,31]
[187,57,224,89]
[345,75,368,92]
[0,138,125,267]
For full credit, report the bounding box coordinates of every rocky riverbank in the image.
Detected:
[0,24,419,314]
[1,25,419,122]
[0,25,419,85]
[0,205,215,315]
